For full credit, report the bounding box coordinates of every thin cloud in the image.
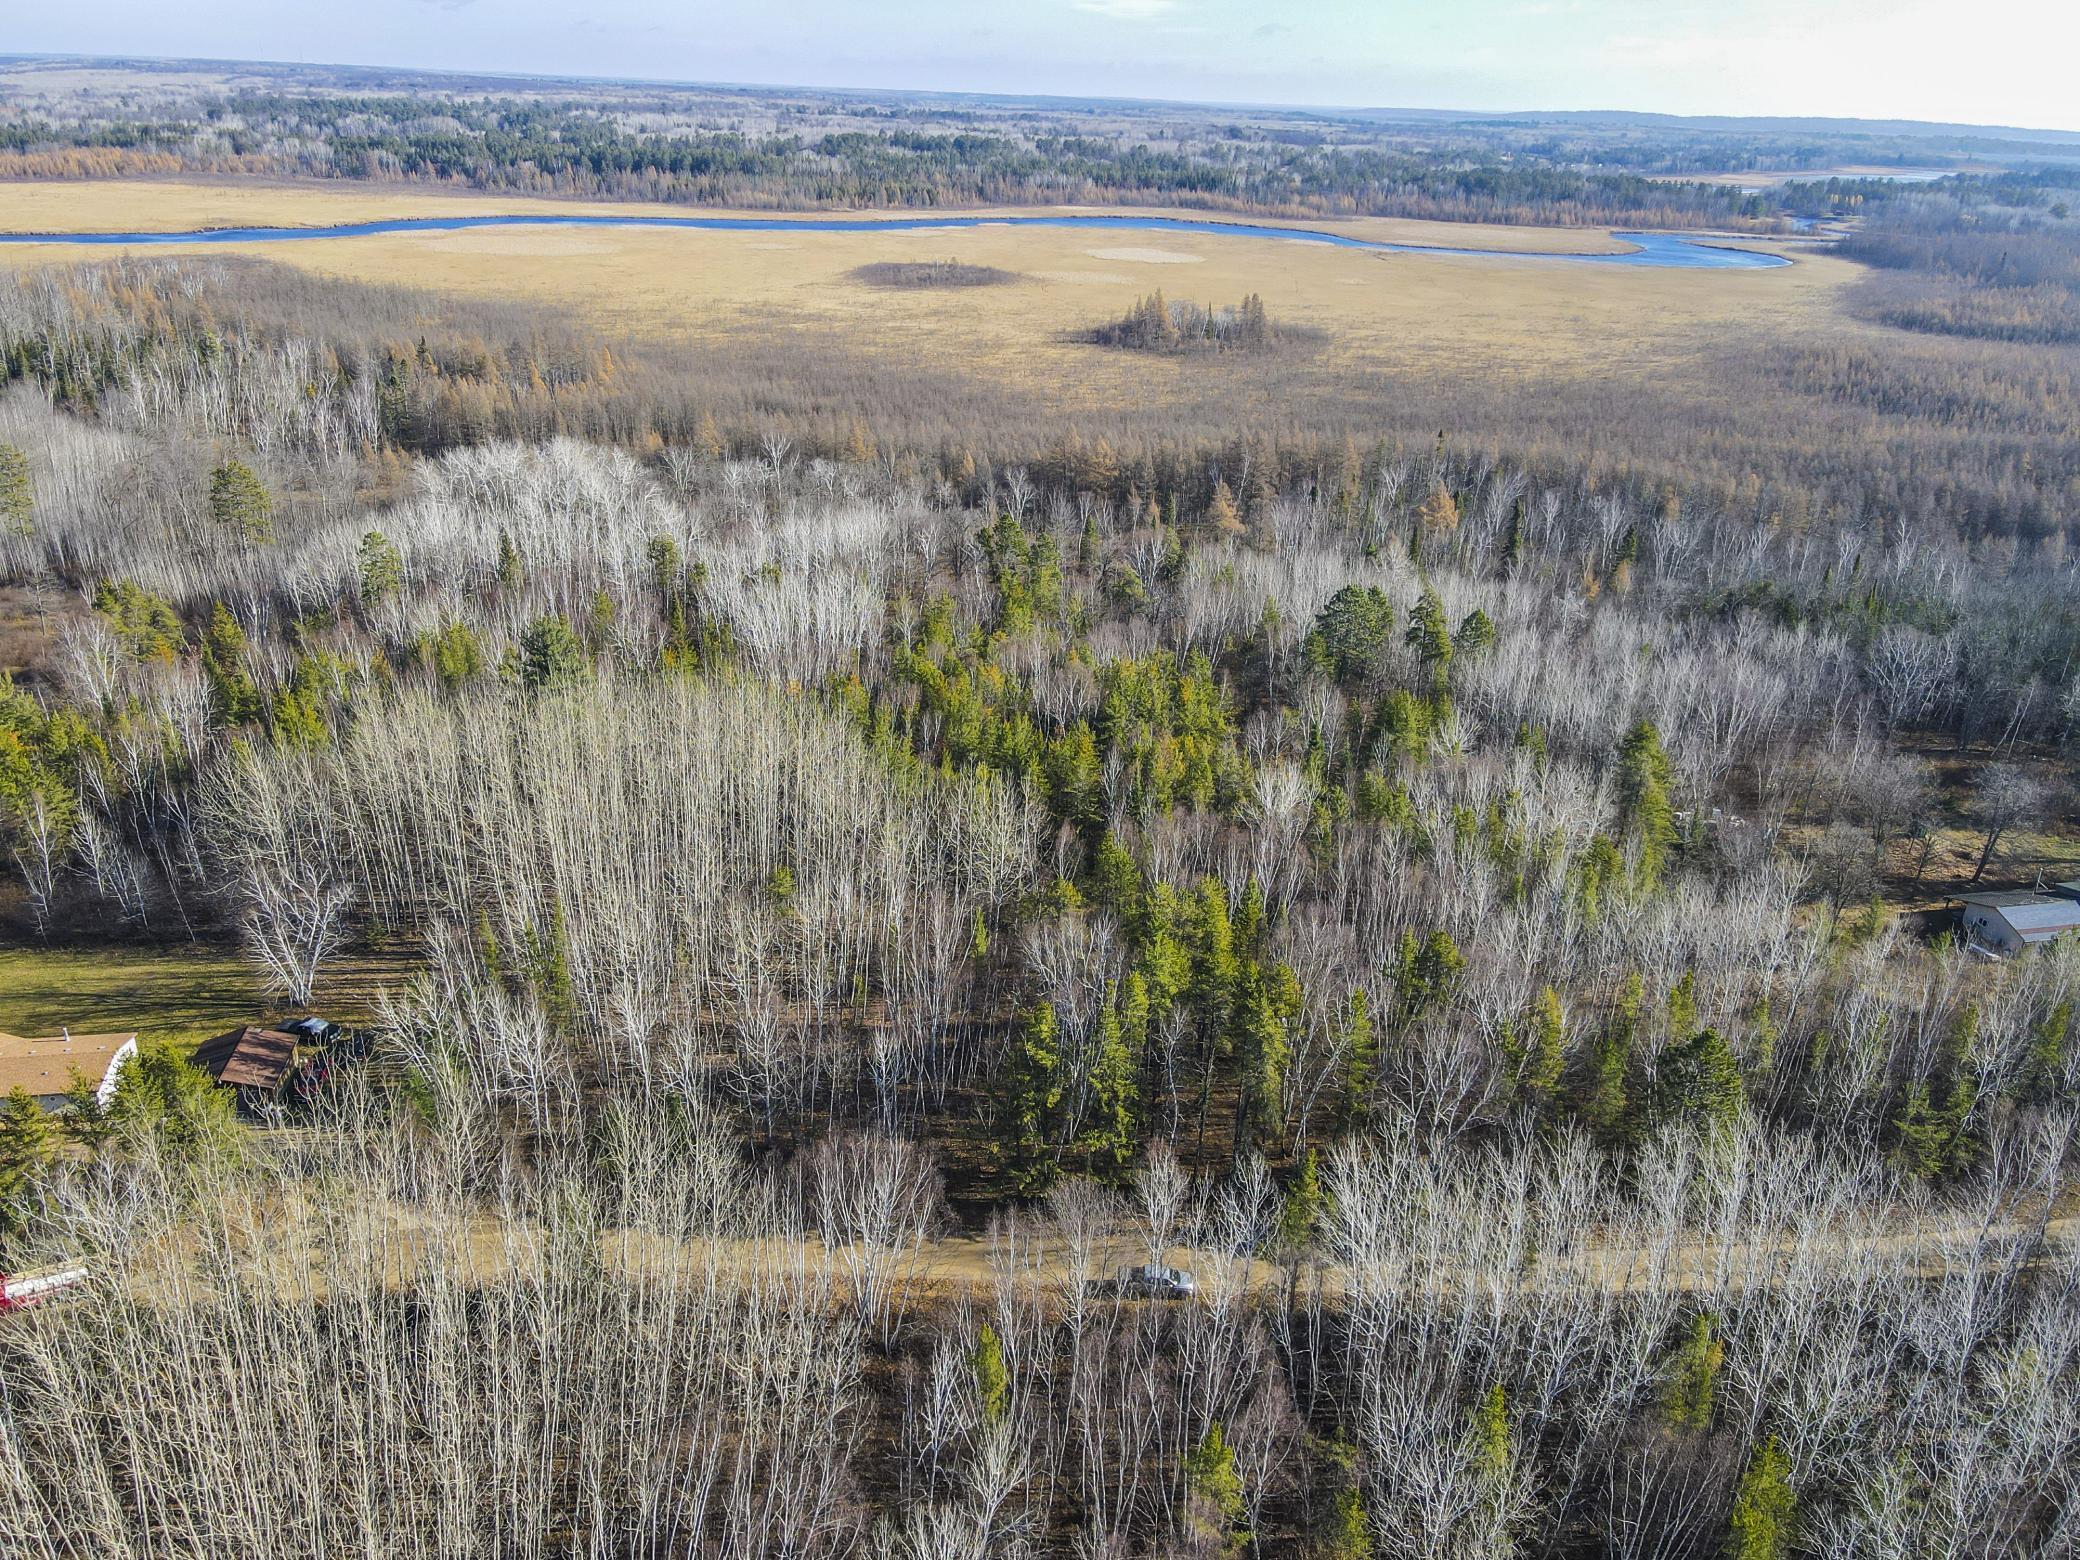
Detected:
[1071,0,1184,20]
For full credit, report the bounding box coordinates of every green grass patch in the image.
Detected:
[0,945,260,1048]
[0,945,423,1048]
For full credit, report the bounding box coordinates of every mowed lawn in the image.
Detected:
[0,944,423,1048]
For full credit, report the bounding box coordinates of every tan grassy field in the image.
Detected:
[0,179,1856,408]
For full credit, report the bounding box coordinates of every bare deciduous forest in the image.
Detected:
[1,57,2079,1560]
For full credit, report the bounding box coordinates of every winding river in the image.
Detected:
[0,211,1792,269]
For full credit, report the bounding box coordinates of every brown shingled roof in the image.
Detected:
[0,1031,137,1099]
[189,1026,298,1092]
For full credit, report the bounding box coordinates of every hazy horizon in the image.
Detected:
[11,47,2080,143]
[10,0,2079,136]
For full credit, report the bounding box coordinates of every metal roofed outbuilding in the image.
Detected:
[1957,892,2080,957]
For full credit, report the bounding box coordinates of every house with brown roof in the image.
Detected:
[0,1030,139,1110]
[189,1025,300,1103]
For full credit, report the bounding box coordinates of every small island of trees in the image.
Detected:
[1087,290,1303,355]
[848,258,1019,289]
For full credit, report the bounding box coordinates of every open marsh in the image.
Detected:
[0,181,1847,413]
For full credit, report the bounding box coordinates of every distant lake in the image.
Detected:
[0,212,1792,270]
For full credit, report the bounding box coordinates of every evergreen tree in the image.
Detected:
[424,621,486,689]
[1186,879,1239,1034]
[1727,1435,1798,1560]
[201,604,263,726]
[1233,879,1267,957]
[1045,722,1105,825]
[1406,586,1455,690]
[1340,988,1377,1126]
[1157,519,1185,580]
[1183,1421,1247,1551]
[1468,1382,1511,1480]
[477,909,507,991]
[2025,998,2072,1103]
[357,529,405,608]
[208,459,274,544]
[1315,1435,1373,1560]
[1747,997,1780,1083]
[971,1323,1010,1427]
[496,529,523,589]
[1453,608,1497,657]
[59,1071,112,1154]
[91,579,181,662]
[1615,720,1677,890]
[1520,986,1566,1111]
[1205,479,1243,535]
[0,1087,53,1235]
[530,903,581,1033]
[1004,1003,1064,1191]
[0,443,31,537]
[1321,1483,1372,1559]
[1667,970,1699,1042]
[1278,1147,1326,1255]
[1240,292,1271,350]
[1661,1312,1724,1432]
[647,534,683,598]
[1307,584,1397,687]
[1654,1027,1744,1136]
[1582,971,1643,1145]
[1373,689,1432,766]
[1231,961,1298,1149]
[105,1043,240,1157]
[1083,992,1141,1174]
[1394,929,1465,1026]
[269,666,332,750]
[1890,1077,1979,1179]
[519,614,588,691]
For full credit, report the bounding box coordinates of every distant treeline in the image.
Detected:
[0,92,1785,229]
[1835,171,2080,345]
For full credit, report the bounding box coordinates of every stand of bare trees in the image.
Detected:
[3,246,2080,1553]
[4,1089,2072,1555]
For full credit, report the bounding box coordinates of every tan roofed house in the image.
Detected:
[0,1031,139,1110]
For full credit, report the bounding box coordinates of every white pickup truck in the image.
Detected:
[0,1265,89,1312]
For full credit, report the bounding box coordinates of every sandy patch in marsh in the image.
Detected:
[409,231,616,257]
[1086,246,1204,264]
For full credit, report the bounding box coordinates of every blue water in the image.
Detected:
[0,211,1790,269]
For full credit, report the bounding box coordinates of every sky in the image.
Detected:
[13,0,2080,133]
